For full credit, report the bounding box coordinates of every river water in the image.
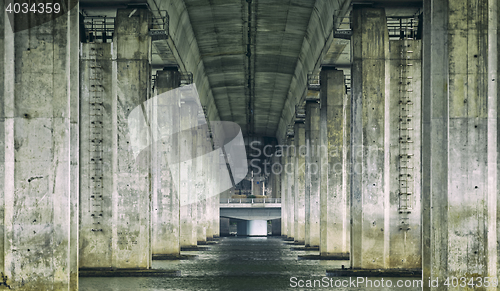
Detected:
[80,237,422,290]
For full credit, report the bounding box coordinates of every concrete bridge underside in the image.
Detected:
[1,0,499,290]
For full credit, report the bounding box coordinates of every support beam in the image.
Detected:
[79,8,152,270]
[151,69,180,257]
[294,121,306,245]
[281,152,288,237]
[422,0,499,288]
[286,136,296,240]
[179,100,198,248]
[195,114,207,244]
[319,68,350,257]
[305,99,321,248]
[350,6,421,269]
[1,1,79,288]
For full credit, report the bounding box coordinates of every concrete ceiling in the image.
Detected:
[81,0,422,140]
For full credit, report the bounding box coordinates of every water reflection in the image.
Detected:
[80,237,421,290]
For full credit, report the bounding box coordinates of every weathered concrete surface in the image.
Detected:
[179,100,198,248]
[286,137,295,240]
[79,8,152,270]
[151,69,180,256]
[195,118,208,244]
[351,6,421,269]
[1,1,79,289]
[281,154,288,237]
[388,39,422,269]
[422,0,499,289]
[319,68,350,257]
[305,100,321,248]
[294,122,306,245]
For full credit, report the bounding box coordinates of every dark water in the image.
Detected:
[80,237,421,290]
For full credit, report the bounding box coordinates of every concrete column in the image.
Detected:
[305,99,321,248]
[351,6,421,269]
[272,219,282,236]
[220,217,230,236]
[286,136,295,240]
[294,122,306,244]
[79,8,152,270]
[179,100,198,248]
[212,141,221,238]
[281,153,288,237]
[205,138,214,241]
[196,116,208,244]
[151,69,180,256]
[1,1,79,289]
[351,6,388,270]
[319,68,350,257]
[271,153,281,199]
[422,0,499,288]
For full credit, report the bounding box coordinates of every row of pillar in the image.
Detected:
[0,6,221,290]
[281,3,500,289]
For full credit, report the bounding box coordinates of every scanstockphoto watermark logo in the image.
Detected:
[128,84,248,206]
[289,276,423,289]
[249,141,383,176]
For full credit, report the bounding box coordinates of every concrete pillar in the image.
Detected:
[294,121,306,244]
[305,99,321,248]
[286,136,295,240]
[220,217,230,236]
[1,1,79,289]
[179,99,198,248]
[319,68,350,257]
[422,0,499,288]
[205,137,214,241]
[151,69,180,256]
[271,153,281,199]
[272,219,282,236]
[281,153,288,237]
[79,8,152,270]
[196,115,207,244]
[351,6,422,269]
[212,141,221,238]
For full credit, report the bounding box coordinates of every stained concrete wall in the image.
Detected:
[151,69,180,256]
[281,154,288,237]
[294,122,306,244]
[79,8,152,269]
[422,0,499,288]
[286,137,296,239]
[179,100,198,247]
[1,1,80,289]
[350,6,421,269]
[319,68,350,257]
[305,100,321,248]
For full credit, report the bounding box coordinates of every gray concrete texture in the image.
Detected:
[350,6,421,269]
[422,0,499,288]
[319,68,350,257]
[1,1,80,289]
